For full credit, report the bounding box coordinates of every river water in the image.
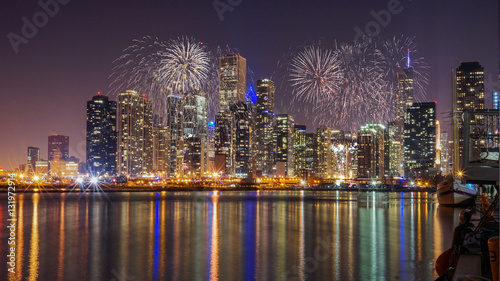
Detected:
[0,190,462,281]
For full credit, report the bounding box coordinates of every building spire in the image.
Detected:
[407,48,411,69]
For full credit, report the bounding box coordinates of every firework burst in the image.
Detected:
[286,37,429,131]
[289,46,343,103]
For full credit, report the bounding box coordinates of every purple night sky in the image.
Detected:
[0,0,498,169]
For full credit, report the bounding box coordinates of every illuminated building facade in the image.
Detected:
[493,91,499,110]
[384,121,401,177]
[184,137,204,178]
[305,133,316,176]
[403,102,436,179]
[27,146,39,173]
[219,54,247,112]
[153,125,170,176]
[357,123,385,179]
[315,126,333,179]
[48,134,69,162]
[117,90,153,177]
[214,113,232,176]
[255,79,275,177]
[166,94,183,177]
[331,130,356,180]
[393,63,413,176]
[215,54,247,176]
[231,101,252,178]
[86,93,117,176]
[182,91,208,176]
[455,62,484,167]
[275,114,294,177]
[293,125,307,178]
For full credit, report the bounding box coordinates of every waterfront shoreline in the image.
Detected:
[0,183,436,193]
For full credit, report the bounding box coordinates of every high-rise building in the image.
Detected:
[440,132,452,175]
[305,133,316,177]
[293,125,307,178]
[215,54,247,177]
[86,93,117,176]
[153,125,170,176]
[357,123,385,179]
[117,90,153,177]
[48,134,69,162]
[231,101,252,178]
[214,113,232,176]
[165,94,183,177]
[404,102,436,179]
[275,114,294,177]
[331,130,356,180]
[393,60,414,176]
[384,121,402,177]
[27,146,39,173]
[182,90,208,177]
[454,62,484,168]
[255,79,275,177]
[219,54,247,113]
[184,137,204,178]
[315,126,333,179]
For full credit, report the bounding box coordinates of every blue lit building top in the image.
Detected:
[245,83,257,105]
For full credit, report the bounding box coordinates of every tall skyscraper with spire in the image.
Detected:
[392,49,414,177]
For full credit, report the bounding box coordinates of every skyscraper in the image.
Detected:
[357,123,385,179]
[403,102,436,179]
[48,134,69,162]
[219,54,247,112]
[305,133,316,177]
[165,94,183,177]
[153,125,170,176]
[27,146,39,173]
[315,126,333,179]
[214,113,232,176]
[331,130,356,180]
[275,114,294,177]
[293,125,307,178]
[215,54,247,176]
[255,79,275,177]
[182,90,208,177]
[454,62,484,168]
[393,61,414,176]
[86,93,117,176]
[231,101,252,178]
[117,90,153,177]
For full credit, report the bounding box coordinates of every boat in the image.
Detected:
[437,176,477,206]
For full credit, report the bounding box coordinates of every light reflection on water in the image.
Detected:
[0,191,461,280]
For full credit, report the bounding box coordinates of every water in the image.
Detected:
[0,190,462,281]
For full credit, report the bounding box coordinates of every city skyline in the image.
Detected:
[1,0,498,169]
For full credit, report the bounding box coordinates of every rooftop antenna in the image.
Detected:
[407,49,411,69]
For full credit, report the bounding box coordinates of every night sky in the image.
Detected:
[0,0,498,169]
